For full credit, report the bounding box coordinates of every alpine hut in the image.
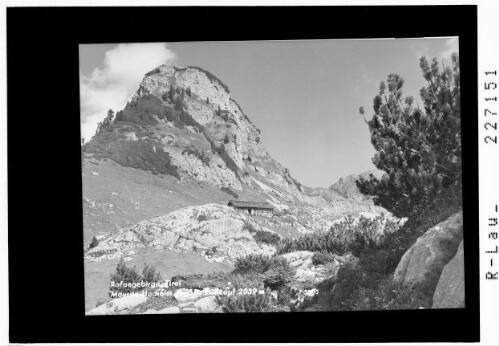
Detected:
[227,200,274,216]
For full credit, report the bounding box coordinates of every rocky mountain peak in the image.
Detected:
[85,64,316,209]
[133,64,232,113]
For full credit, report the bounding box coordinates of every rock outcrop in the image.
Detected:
[432,240,465,308]
[393,211,463,291]
[85,204,276,263]
[280,250,356,283]
[193,296,221,312]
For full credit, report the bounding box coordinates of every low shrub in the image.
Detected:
[216,292,280,313]
[109,260,143,295]
[205,246,218,257]
[233,254,272,274]
[197,214,208,222]
[253,230,281,245]
[109,261,162,296]
[263,257,295,290]
[312,251,337,266]
[142,263,162,283]
[276,214,398,257]
[88,236,99,250]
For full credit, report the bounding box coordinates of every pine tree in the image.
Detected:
[186,86,192,97]
[174,95,183,111]
[168,85,175,101]
[95,109,115,136]
[89,236,99,249]
[356,53,461,218]
[206,97,210,104]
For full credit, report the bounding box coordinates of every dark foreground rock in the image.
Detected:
[432,240,465,308]
[393,211,463,292]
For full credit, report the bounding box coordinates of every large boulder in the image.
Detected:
[432,240,465,308]
[393,211,463,291]
[193,296,221,312]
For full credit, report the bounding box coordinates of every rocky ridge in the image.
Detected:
[85,204,277,263]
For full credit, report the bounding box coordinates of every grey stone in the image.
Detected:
[394,211,463,290]
[432,240,465,308]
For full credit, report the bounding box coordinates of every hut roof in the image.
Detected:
[227,200,274,210]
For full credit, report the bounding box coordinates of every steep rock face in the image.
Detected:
[132,66,263,162]
[168,149,242,190]
[85,204,276,263]
[393,211,463,291]
[432,240,465,308]
[126,65,307,203]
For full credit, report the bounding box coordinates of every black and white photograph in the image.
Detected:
[7,3,490,343]
[80,38,464,315]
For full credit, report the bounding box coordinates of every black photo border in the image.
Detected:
[7,5,479,343]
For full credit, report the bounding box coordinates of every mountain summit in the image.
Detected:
[84,65,309,202]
